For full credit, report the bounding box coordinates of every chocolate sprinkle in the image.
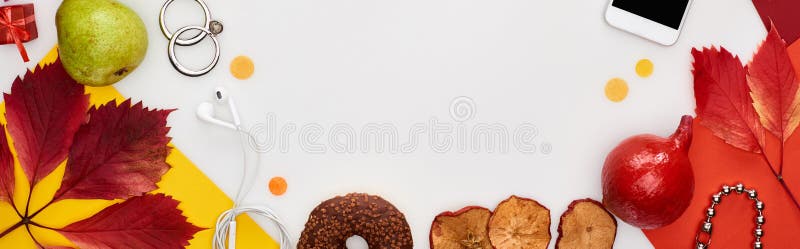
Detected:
[298,193,413,249]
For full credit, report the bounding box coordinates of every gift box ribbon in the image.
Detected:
[0,6,34,62]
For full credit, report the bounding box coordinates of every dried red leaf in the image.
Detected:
[747,23,800,142]
[0,126,14,202]
[54,99,174,201]
[4,59,89,185]
[692,46,766,153]
[58,193,203,249]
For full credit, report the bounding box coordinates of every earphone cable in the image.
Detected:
[212,126,293,249]
[232,130,250,206]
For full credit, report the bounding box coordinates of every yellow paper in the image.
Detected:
[0,47,278,248]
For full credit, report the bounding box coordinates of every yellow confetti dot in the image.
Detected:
[230,55,255,80]
[636,59,653,78]
[269,176,287,196]
[605,78,628,102]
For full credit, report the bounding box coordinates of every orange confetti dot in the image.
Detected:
[230,55,255,80]
[636,59,654,78]
[269,176,287,196]
[605,78,628,102]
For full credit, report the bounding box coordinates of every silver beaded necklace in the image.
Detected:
[695,183,765,249]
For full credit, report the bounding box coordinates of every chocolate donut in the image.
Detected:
[298,193,413,249]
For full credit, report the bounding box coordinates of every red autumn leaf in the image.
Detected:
[747,23,800,142]
[58,193,204,249]
[54,99,174,201]
[0,125,14,202]
[3,60,89,185]
[0,59,201,248]
[692,46,766,153]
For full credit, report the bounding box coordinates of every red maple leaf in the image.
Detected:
[0,59,202,248]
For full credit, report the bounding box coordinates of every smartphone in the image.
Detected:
[605,0,692,46]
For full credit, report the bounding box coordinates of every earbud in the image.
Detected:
[197,87,241,131]
[215,87,241,126]
[214,87,228,102]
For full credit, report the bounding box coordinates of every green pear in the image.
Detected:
[56,0,147,86]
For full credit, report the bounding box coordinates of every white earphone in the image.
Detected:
[195,87,292,249]
[196,87,241,130]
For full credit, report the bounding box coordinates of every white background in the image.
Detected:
[0,0,767,248]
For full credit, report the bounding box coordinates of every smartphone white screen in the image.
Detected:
[611,0,690,29]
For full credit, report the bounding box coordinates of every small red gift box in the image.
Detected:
[0,4,37,62]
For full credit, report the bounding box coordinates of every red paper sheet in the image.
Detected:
[753,0,800,45]
[646,6,800,248]
[643,118,800,248]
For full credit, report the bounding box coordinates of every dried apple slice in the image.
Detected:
[430,206,492,249]
[488,196,551,249]
[556,199,617,249]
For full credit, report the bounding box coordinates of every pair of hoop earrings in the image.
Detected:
[159,0,222,77]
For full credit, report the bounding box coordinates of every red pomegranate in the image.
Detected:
[601,115,695,229]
